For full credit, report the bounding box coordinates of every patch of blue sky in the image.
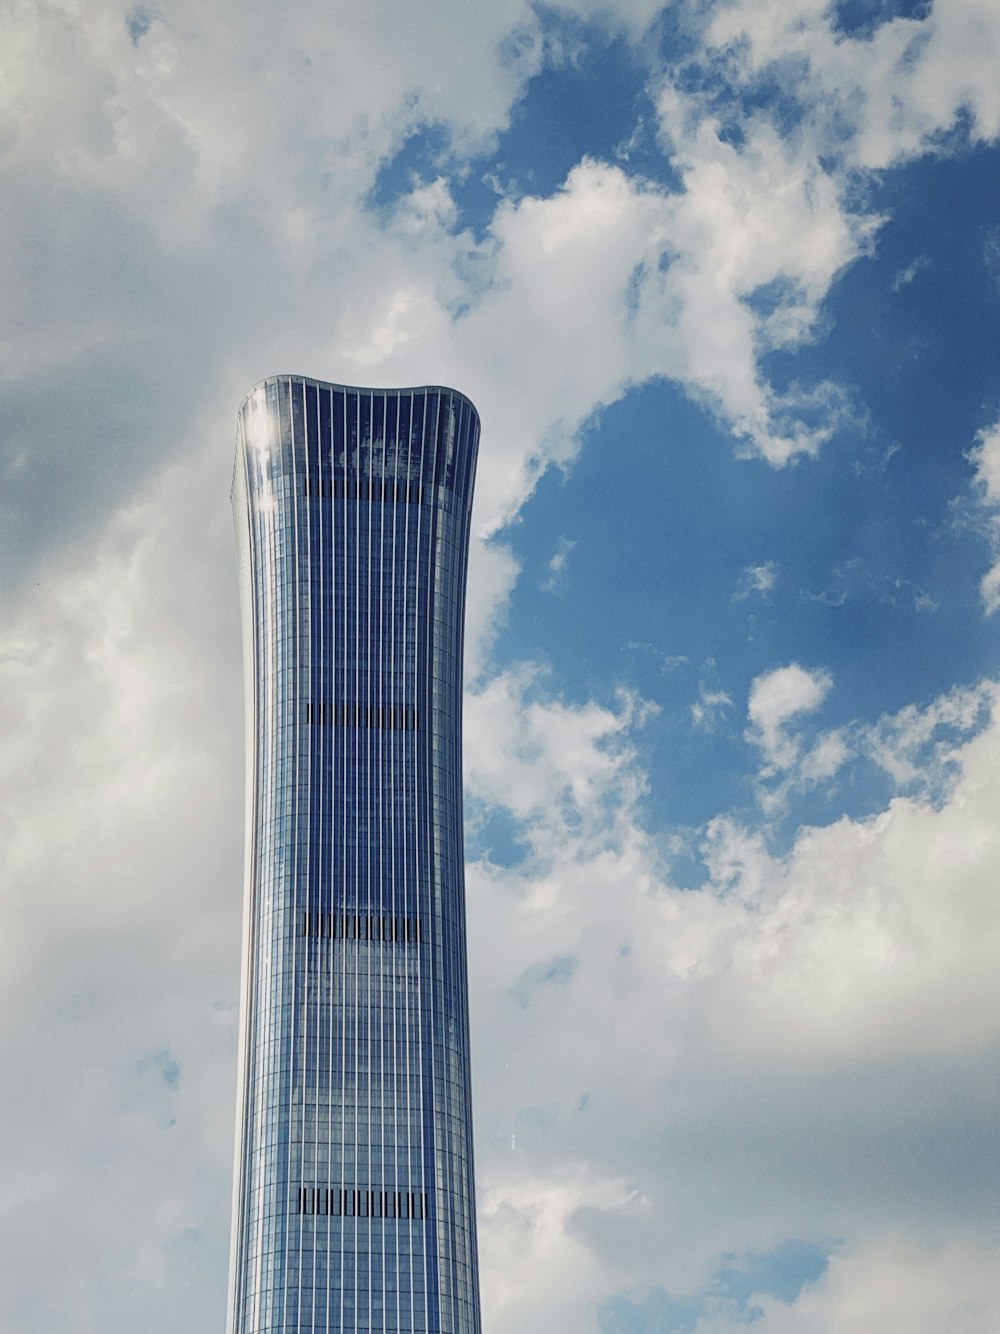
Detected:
[600,1289,703,1334]
[365,122,457,221]
[599,1239,831,1333]
[136,1046,181,1089]
[125,7,153,46]
[694,59,813,150]
[756,143,1000,680]
[135,1047,181,1131]
[164,1227,230,1295]
[515,1103,559,1134]
[712,1239,831,1306]
[763,148,1000,450]
[510,953,578,1008]
[657,6,815,151]
[496,6,672,196]
[465,801,533,869]
[830,0,932,41]
[366,9,672,242]
[488,137,1000,848]
[489,385,775,831]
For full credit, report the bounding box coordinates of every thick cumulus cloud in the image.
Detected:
[742,665,996,815]
[0,444,241,1330]
[705,0,1000,169]
[6,0,999,598]
[676,1236,1000,1333]
[3,0,1000,1330]
[467,674,1000,1332]
[641,0,1000,461]
[2,0,680,580]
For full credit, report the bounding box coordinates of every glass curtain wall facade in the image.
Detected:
[229,377,482,1334]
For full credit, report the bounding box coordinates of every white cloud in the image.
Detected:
[468,671,1000,1329]
[691,683,733,732]
[637,0,1000,462]
[5,461,1000,1329]
[966,416,1000,612]
[3,1,1000,1329]
[693,1237,1000,1334]
[980,561,1000,615]
[744,669,993,815]
[705,0,1000,171]
[465,538,522,681]
[3,0,997,599]
[796,727,850,784]
[635,101,875,462]
[452,159,675,529]
[542,536,576,591]
[891,253,931,292]
[743,665,848,814]
[0,445,241,1331]
[626,641,691,673]
[746,663,833,770]
[480,1175,634,1334]
[734,560,778,600]
[464,666,651,859]
[969,419,1000,506]
[864,681,995,791]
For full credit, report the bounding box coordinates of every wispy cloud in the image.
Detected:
[967,416,1000,613]
[541,535,576,591]
[691,682,733,732]
[733,560,778,601]
[891,253,930,292]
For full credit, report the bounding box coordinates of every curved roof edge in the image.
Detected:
[239,375,481,421]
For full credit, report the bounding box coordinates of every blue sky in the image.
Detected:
[1,2,1000,1331]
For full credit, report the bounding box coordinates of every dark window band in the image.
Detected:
[305,702,419,731]
[303,911,423,944]
[303,476,425,504]
[296,1187,428,1220]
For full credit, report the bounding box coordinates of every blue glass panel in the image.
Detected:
[319,385,332,462]
[230,378,482,1334]
[305,382,319,459]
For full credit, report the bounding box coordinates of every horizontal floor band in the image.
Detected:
[303,911,423,943]
[305,703,420,731]
[297,1187,428,1220]
[303,477,425,504]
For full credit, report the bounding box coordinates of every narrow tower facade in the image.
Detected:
[229,377,481,1334]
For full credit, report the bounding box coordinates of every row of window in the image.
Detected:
[297,1187,429,1220]
[302,911,424,943]
[303,477,427,504]
[304,703,420,731]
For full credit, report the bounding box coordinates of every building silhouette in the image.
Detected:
[229,377,482,1334]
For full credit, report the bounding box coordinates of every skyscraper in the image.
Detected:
[229,377,482,1334]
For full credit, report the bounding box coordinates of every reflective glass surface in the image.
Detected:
[229,379,482,1334]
